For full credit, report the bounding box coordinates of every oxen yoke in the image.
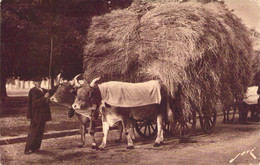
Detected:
[74,109,92,118]
[98,80,161,107]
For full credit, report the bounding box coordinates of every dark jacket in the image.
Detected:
[27,87,51,123]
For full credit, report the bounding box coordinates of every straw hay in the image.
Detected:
[83,2,254,117]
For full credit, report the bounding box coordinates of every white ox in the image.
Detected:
[72,78,173,149]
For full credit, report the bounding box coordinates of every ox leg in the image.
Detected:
[123,120,134,149]
[78,124,85,148]
[89,120,97,149]
[154,115,164,147]
[130,121,136,143]
[88,116,97,149]
[90,132,97,150]
[115,122,123,143]
[99,121,110,150]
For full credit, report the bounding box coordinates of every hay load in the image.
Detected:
[83,2,254,116]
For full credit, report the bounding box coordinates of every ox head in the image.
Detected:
[72,77,101,112]
[50,74,84,107]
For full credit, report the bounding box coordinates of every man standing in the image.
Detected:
[24,76,51,154]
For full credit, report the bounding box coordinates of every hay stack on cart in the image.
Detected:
[83,1,254,138]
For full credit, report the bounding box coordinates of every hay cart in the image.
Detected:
[82,2,253,141]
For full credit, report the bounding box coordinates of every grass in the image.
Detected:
[0,104,80,137]
[1,88,80,137]
[6,88,30,97]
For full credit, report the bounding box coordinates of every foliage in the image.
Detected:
[1,0,133,80]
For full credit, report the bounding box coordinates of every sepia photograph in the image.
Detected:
[0,0,260,164]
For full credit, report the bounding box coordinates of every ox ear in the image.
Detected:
[90,77,101,87]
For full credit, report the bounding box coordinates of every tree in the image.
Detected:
[1,0,133,113]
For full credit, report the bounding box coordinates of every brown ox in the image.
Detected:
[72,78,173,149]
[50,75,98,149]
[50,75,133,149]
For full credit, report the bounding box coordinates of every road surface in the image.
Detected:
[0,117,260,165]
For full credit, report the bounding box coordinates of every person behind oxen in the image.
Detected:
[24,76,51,154]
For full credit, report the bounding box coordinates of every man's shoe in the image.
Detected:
[24,150,33,155]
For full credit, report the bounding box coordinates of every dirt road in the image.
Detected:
[1,117,260,165]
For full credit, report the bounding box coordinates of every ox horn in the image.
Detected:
[71,74,83,87]
[90,77,101,87]
[56,73,61,82]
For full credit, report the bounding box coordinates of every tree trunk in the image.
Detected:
[1,40,7,115]
[51,74,55,88]
[0,70,7,115]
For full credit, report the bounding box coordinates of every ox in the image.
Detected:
[50,75,99,148]
[50,75,134,148]
[72,78,173,149]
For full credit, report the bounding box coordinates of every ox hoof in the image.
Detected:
[127,146,134,149]
[91,145,97,150]
[160,141,164,145]
[77,144,84,148]
[179,138,190,143]
[153,142,160,147]
[98,146,105,151]
[114,139,122,144]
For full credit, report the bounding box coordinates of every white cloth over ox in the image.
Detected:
[243,86,259,105]
[98,80,162,107]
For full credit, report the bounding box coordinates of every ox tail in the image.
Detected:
[160,84,174,125]
[166,97,174,124]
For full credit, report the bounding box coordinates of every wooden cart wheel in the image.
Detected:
[199,108,217,134]
[171,110,196,139]
[135,119,157,138]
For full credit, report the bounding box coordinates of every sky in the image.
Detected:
[224,0,260,32]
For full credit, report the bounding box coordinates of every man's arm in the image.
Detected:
[33,91,50,105]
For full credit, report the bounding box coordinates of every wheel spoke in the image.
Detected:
[209,118,213,126]
[209,117,213,125]
[139,124,144,131]
[151,124,156,132]
[138,122,145,129]
[144,125,147,135]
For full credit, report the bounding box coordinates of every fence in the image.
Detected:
[6,78,58,90]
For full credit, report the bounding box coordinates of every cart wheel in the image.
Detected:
[135,119,157,138]
[199,109,217,134]
[172,110,196,139]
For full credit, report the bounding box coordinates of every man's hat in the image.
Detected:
[31,76,42,82]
